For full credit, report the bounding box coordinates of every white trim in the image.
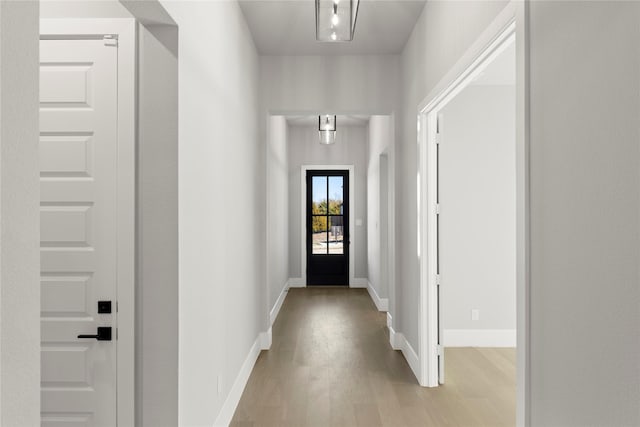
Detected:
[260,328,272,350]
[270,281,290,326]
[265,115,273,348]
[287,277,306,288]
[389,328,420,381]
[443,329,517,348]
[300,165,356,286]
[515,3,531,425]
[213,334,264,427]
[387,313,394,350]
[366,281,388,312]
[40,19,137,427]
[387,116,397,329]
[351,277,368,288]
[417,3,515,113]
[389,325,400,350]
[416,2,530,426]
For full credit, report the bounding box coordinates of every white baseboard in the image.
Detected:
[351,277,368,288]
[270,281,289,325]
[289,277,371,289]
[213,334,264,427]
[366,281,388,311]
[260,328,272,350]
[389,324,400,350]
[288,277,306,288]
[443,329,516,347]
[388,325,420,381]
[387,312,392,329]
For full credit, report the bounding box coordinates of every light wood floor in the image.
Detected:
[231,288,515,427]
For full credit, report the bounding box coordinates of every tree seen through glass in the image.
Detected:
[311,175,344,254]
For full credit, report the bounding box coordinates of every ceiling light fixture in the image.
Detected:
[316,0,359,42]
[319,115,337,145]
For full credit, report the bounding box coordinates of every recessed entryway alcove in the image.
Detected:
[265,113,395,323]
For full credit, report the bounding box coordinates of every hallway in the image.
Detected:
[231,288,515,426]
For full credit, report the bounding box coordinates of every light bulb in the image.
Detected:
[331,13,339,26]
[325,132,332,143]
[330,31,337,41]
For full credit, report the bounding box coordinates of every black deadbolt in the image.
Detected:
[98,300,112,314]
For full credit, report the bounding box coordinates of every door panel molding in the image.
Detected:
[300,165,355,287]
[40,19,136,427]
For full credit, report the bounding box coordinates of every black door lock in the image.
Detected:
[78,326,112,341]
[98,300,112,314]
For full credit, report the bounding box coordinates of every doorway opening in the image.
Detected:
[437,33,516,384]
[306,169,350,285]
[418,9,528,424]
[265,113,395,328]
[266,114,374,292]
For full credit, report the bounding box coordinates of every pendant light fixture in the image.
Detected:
[319,115,337,145]
[316,0,360,42]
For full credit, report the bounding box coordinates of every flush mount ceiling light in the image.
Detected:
[316,0,360,42]
[319,115,337,145]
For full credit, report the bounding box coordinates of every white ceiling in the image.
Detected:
[238,0,427,55]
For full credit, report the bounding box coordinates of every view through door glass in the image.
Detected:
[307,170,349,285]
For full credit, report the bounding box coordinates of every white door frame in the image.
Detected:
[301,165,356,287]
[40,19,136,427]
[416,1,530,425]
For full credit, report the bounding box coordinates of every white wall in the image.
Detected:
[41,0,133,18]
[137,22,178,427]
[528,1,640,424]
[0,1,41,425]
[260,55,400,115]
[288,124,368,281]
[159,1,265,426]
[267,116,289,312]
[367,116,392,299]
[261,54,399,309]
[399,0,510,358]
[402,0,640,423]
[439,84,516,345]
[260,54,399,289]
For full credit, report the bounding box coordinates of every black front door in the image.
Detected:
[306,170,349,286]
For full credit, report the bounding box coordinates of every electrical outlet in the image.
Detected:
[471,309,480,321]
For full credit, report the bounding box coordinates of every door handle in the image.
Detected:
[78,326,112,341]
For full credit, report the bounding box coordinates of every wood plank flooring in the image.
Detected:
[231,287,515,427]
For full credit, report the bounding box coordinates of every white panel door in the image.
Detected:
[40,38,118,427]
